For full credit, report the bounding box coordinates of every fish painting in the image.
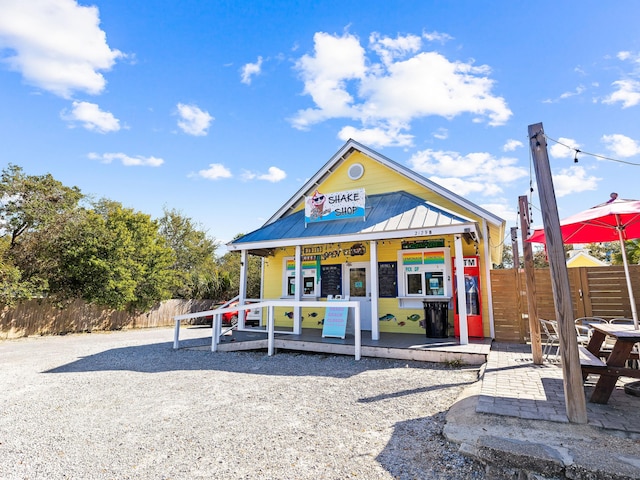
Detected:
[317,319,324,325]
[397,321,406,327]
[284,311,294,319]
[307,312,319,318]
[379,313,396,322]
[406,314,421,322]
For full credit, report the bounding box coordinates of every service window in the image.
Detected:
[283,257,318,297]
[397,248,451,298]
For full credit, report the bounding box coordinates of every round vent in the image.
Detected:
[347,163,364,180]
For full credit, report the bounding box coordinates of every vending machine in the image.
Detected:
[452,256,483,337]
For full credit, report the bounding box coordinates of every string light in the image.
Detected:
[544,134,640,166]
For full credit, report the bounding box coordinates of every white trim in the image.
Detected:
[369,240,379,341]
[227,222,479,252]
[454,235,469,345]
[482,219,495,339]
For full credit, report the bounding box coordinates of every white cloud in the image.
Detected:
[338,123,413,148]
[479,202,516,223]
[422,31,453,43]
[543,85,586,104]
[549,137,580,159]
[176,103,213,136]
[258,166,286,182]
[240,56,263,85]
[61,100,120,133]
[198,163,232,180]
[407,149,527,197]
[601,133,640,157]
[88,152,163,167]
[291,31,511,143]
[603,79,640,108]
[503,139,523,152]
[369,32,421,66]
[432,128,448,140]
[0,0,123,98]
[552,166,600,197]
[241,166,287,182]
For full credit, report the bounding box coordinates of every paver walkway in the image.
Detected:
[477,343,640,433]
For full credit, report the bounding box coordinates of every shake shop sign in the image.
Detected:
[305,188,365,224]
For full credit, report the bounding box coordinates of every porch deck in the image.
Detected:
[189,327,492,365]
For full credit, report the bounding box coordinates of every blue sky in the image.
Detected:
[1,1,640,250]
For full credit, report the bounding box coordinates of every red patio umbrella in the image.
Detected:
[528,194,640,328]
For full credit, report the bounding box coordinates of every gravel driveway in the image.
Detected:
[0,327,486,479]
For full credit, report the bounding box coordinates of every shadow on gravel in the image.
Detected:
[376,415,486,479]
[43,337,473,379]
[358,381,475,403]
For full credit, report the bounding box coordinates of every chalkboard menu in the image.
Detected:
[321,264,342,297]
[378,261,398,298]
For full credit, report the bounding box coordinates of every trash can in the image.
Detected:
[423,299,449,338]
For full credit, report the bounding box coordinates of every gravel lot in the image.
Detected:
[0,327,486,479]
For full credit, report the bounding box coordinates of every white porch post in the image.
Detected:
[482,219,496,338]
[454,234,469,345]
[369,240,379,340]
[294,245,302,334]
[238,249,248,329]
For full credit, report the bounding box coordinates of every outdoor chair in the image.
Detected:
[539,318,561,360]
[574,316,608,347]
[609,318,639,368]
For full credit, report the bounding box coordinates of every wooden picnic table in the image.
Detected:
[581,323,640,404]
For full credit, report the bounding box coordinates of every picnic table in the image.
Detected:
[580,323,640,404]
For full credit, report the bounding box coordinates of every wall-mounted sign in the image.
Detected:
[402,251,445,265]
[401,239,445,249]
[305,188,365,224]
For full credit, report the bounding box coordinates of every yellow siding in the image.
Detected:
[257,147,498,337]
[261,237,490,336]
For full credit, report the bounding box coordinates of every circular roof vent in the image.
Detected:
[347,163,364,180]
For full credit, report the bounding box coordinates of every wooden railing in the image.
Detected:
[173,300,361,359]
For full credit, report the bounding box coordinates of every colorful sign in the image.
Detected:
[423,251,445,264]
[402,252,423,265]
[305,188,365,223]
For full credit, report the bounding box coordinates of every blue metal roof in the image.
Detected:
[231,191,472,246]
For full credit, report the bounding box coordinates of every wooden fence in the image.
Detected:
[0,299,217,339]
[491,265,640,342]
[3,265,639,342]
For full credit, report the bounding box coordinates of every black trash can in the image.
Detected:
[423,300,449,338]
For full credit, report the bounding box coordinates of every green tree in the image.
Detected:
[611,239,640,266]
[158,208,222,299]
[47,200,176,311]
[216,244,262,301]
[0,164,83,248]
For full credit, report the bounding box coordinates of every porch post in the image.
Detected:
[369,240,379,340]
[294,245,302,334]
[482,219,496,338]
[454,234,469,345]
[238,249,248,329]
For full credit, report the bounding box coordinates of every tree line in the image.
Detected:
[0,164,260,311]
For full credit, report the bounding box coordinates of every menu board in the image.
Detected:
[322,301,349,339]
[321,264,342,298]
[378,261,398,298]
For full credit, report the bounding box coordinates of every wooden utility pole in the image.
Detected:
[519,195,543,364]
[528,123,587,423]
[511,227,520,270]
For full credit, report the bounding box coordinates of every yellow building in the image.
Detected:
[566,249,608,268]
[227,140,505,344]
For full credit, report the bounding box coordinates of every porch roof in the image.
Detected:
[228,191,479,253]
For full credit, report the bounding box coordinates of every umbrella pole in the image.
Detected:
[617,224,639,329]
